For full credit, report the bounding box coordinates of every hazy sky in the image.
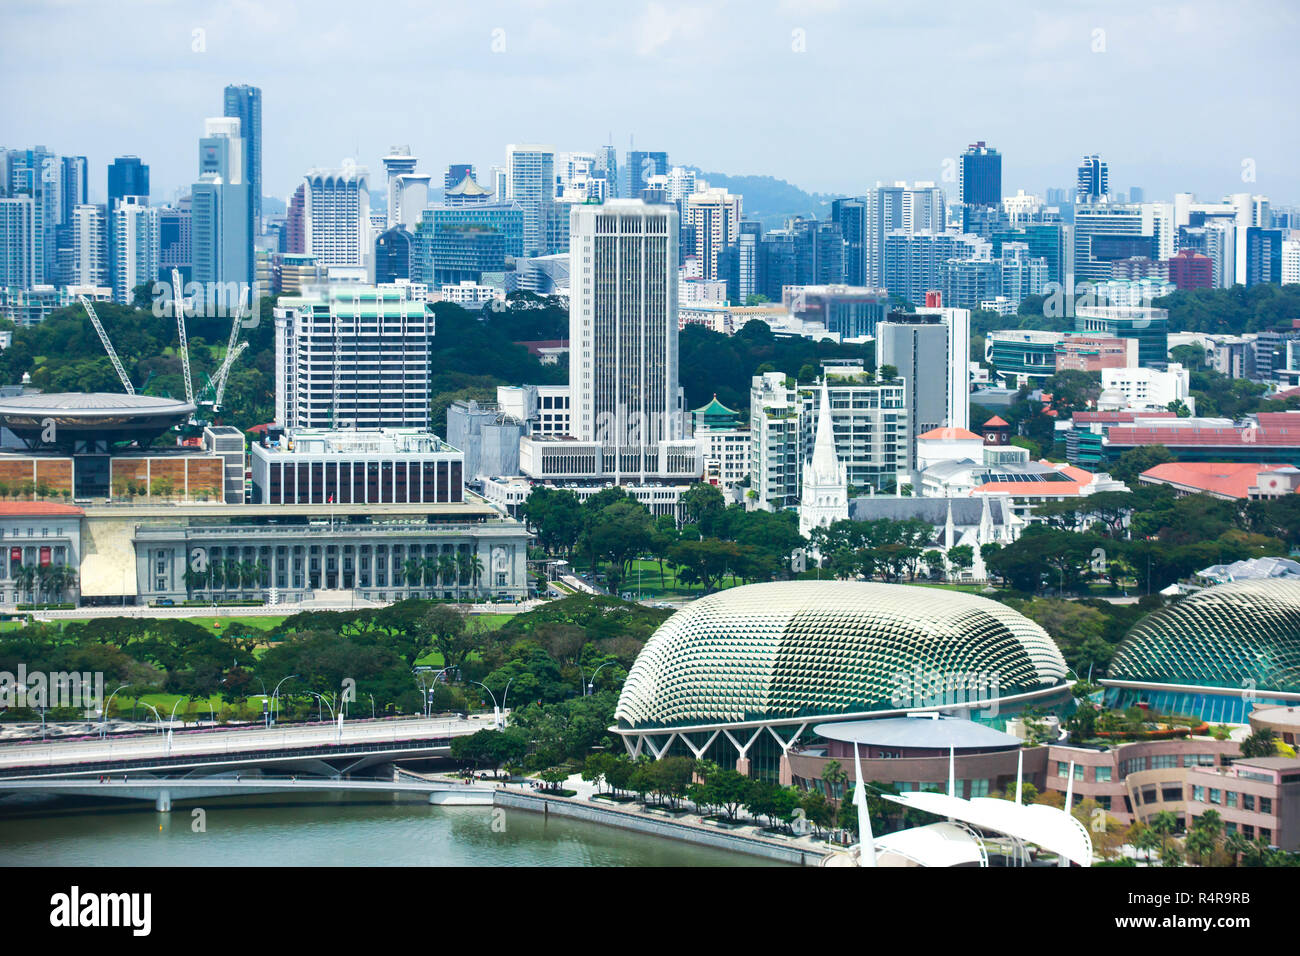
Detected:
[3,0,1297,207]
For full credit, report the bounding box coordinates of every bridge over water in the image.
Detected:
[0,716,494,780]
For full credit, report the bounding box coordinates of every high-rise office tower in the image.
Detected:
[223,84,262,236]
[569,200,682,456]
[274,284,434,430]
[597,146,618,198]
[831,197,867,286]
[59,156,88,226]
[382,147,431,230]
[111,195,159,303]
[285,184,306,254]
[1077,155,1109,202]
[958,141,1001,206]
[303,165,370,267]
[107,156,149,290]
[1244,227,1283,286]
[159,198,192,275]
[192,117,253,296]
[877,308,970,468]
[865,182,946,287]
[719,219,762,305]
[685,187,741,280]
[506,145,555,256]
[624,150,669,198]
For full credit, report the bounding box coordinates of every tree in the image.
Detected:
[1240,727,1277,759]
[1130,823,1162,863]
[822,760,849,829]
[1110,444,1174,486]
[421,605,474,671]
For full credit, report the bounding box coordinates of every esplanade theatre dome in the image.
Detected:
[1105,580,1300,715]
[614,581,1070,734]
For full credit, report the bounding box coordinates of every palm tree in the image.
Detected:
[466,552,485,594]
[13,565,36,603]
[1148,810,1179,861]
[1242,836,1272,867]
[183,566,208,596]
[403,557,423,588]
[438,554,457,595]
[1130,823,1162,864]
[453,552,468,600]
[421,556,439,588]
[1224,830,1249,866]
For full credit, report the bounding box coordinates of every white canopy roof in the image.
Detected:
[881,791,1093,866]
[873,821,986,868]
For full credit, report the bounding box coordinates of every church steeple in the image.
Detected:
[800,380,849,540]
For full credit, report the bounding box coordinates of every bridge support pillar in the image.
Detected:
[155,790,172,813]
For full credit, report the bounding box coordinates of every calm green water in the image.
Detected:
[0,792,778,867]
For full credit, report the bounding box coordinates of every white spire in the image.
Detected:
[810,380,842,485]
[944,495,955,550]
[978,493,993,543]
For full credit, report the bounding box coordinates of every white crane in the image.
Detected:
[78,296,134,396]
[198,298,251,413]
[172,269,195,407]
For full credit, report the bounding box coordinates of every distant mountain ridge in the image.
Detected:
[684,167,843,229]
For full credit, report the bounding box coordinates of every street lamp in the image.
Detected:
[500,676,516,723]
[166,698,186,754]
[586,661,616,696]
[139,701,164,737]
[310,692,334,724]
[271,674,298,725]
[469,681,502,729]
[101,684,128,739]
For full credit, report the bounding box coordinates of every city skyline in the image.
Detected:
[2,0,1297,206]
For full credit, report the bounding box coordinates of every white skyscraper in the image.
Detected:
[70,203,106,288]
[111,195,159,302]
[506,145,555,256]
[304,165,371,268]
[685,187,742,281]
[569,200,684,461]
[381,147,430,230]
[865,182,947,287]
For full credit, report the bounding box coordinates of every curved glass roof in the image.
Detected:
[614,581,1069,731]
[1107,579,1300,695]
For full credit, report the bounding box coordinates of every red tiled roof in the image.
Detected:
[983,416,1009,427]
[1108,423,1300,446]
[1140,461,1299,499]
[918,427,983,441]
[1074,411,1176,425]
[0,501,84,516]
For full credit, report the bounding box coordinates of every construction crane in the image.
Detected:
[78,296,134,396]
[197,299,250,414]
[172,269,195,407]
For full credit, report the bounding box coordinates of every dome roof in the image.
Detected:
[1107,580,1300,694]
[614,581,1069,731]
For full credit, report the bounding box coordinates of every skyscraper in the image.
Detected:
[624,150,669,198]
[831,197,866,286]
[569,200,683,458]
[958,141,1001,206]
[877,308,971,468]
[865,182,946,287]
[192,118,252,297]
[684,187,741,280]
[303,165,370,267]
[70,203,107,288]
[1077,154,1109,202]
[505,145,555,256]
[107,155,149,290]
[223,84,262,236]
[111,195,159,303]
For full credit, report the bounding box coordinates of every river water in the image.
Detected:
[0,792,778,866]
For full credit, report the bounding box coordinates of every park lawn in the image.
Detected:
[199,616,287,633]
[622,558,742,599]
